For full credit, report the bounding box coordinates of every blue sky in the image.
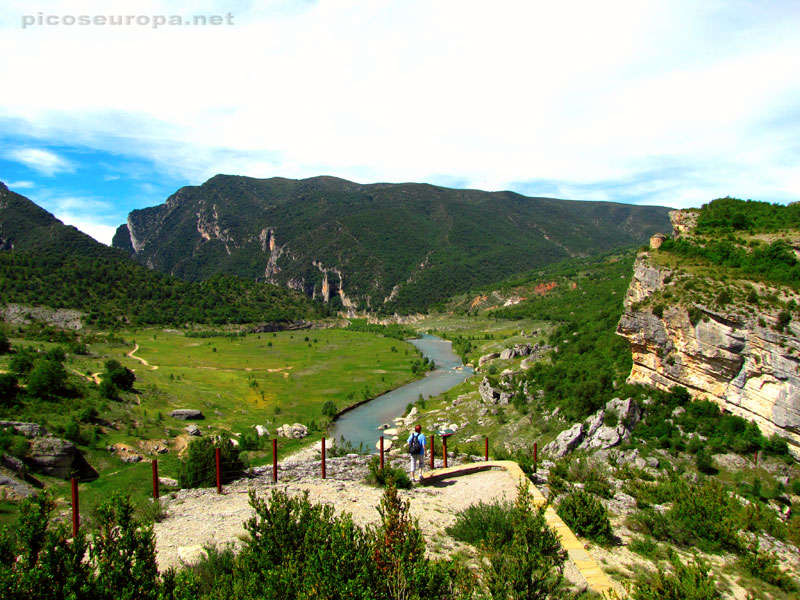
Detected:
[2,0,799,244]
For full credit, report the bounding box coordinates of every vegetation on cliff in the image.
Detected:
[493,253,636,420]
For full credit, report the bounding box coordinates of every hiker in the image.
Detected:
[407,424,426,482]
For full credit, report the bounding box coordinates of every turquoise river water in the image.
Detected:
[329,334,474,451]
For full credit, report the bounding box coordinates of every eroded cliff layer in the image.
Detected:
[617,254,800,458]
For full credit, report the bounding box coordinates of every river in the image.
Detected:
[329,334,474,451]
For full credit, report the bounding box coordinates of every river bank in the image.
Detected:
[328,333,474,449]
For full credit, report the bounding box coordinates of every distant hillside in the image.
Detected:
[112,175,673,313]
[0,183,327,328]
[0,182,124,258]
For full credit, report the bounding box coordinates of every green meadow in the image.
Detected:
[1,327,424,525]
[118,328,421,433]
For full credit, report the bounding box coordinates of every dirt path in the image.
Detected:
[127,344,158,370]
[153,463,519,571]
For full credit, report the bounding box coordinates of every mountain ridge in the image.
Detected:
[113,174,673,313]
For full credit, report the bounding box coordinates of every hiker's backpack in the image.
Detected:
[408,433,422,455]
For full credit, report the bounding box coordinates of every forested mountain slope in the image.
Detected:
[112,175,672,313]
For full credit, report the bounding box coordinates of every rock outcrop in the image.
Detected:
[543,397,642,458]
[616,217,800,459]
[27,436,84,478]
[276,423,309,439]
[170,409,204,420]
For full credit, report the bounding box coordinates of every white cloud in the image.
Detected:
[0,0,799,207]
[57,213,117,246]
[5,180,35,189]
[5,148,75,176]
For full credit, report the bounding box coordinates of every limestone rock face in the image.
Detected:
[617,252,800,458]
[277,423,309,439]
[543,423,584,458]
[27,436,76,478]
[545,397,643,458]
[478,352,500,366]
[478,377,497,404]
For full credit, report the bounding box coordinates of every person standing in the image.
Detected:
[407,424,426,482]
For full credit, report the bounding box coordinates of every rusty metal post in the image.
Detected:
[380,436,384,469]
[272,438,278,482]
[485,436,489,461]
[152,459,159,499]
[533,442,538,463]
[754,450,758,466]
[71,478,79,537]
[321,436,326,479]
[215,447,222,494]
[429,434,435,469]
[443,436,448,469]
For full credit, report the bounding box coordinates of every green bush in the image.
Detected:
[178,437,247,489]
[634,478,742,553]
[0,492,198,600]
[739,541,796,591]
[446,500,516,548]
[556,489,613,544]
[321,399,337,417]
[0,332,10,354]
[365,456,411,489]
[25,359,68,400]
[695,448,715,474]
[0,427,29,459]
[0,373,19,406]
[214,484,469,600]
[238,429,262,451]
[104,359,136,391]
[763,434,790,456]
[482,483,571,599]
[631,552,721,600]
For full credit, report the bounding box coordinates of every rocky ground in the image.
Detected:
[152,451,595,593]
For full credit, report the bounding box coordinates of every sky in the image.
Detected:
[1,0,799,245]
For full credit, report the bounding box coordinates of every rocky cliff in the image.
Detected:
[616,218,800,459]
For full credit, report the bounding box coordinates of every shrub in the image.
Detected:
[98,378,118,400]
[631,552,721,599]
[227,483,468,600]
[556,489,613,544]
[321,399,337,418]
[178,437,247,489]
[238,429,262,451]
[695,448,715,474]
[0,492,197,600]
[0,373,19,405]
[0,332,10,354]
[446,500,516,548]
[763,435,789,456]
[9,347,37,376]
[656,478,742,553]
[652,304,664,318]
[0,427,29,459]
[25,359,68,400]
[483,483,571,599]
[738,541,796,591]
[104,359,135,391]
[365,456,411,489]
